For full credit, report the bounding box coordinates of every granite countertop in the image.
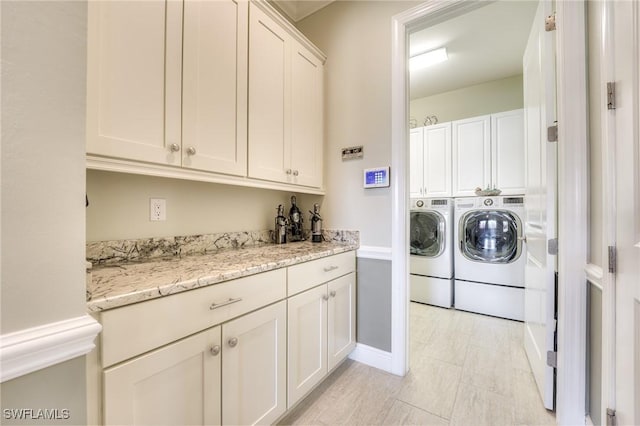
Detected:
[87,238,358,312]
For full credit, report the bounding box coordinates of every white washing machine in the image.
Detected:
[409,198,454,308]
[454,196,526,320]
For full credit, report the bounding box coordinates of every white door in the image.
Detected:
[327,272,356,371]
[409,127,425,198]
[103,326,221,425]
[452,115,491,196]
[182,0,248,176]
[610,2,640,423]
[522,0,557,410]
[423,122,452,197]
[287,284,328,408]
[491,109,525,195]
[222,301,287,425]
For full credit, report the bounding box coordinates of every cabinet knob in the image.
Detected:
[169,143,180,152]
[293,170,299,176]
[228,337,238,348]
[330,290,336,298]
[286,169,292,175]
[186,146,197,156]
[322,294,329,301]
[210,345,221,356]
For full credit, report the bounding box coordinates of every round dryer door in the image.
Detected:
[460,210,522,263]
[410,211,445,257]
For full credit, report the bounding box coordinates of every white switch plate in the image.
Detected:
[150,198,166,221]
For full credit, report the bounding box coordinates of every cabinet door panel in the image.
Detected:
[424,123,452,197]
[328,273,356,371]
[103,327,221,426]
[409,128,424,198]
[86,0,182,165]
[222,301,286,425]
[453,115,491,196]
[288,285,328,408]
[290,43,323,188]
[182,0,248,176]
[491,109,525,195]
[248,6,289,183]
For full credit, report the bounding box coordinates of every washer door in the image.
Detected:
[459,210,522,263]
[410,211,445,257]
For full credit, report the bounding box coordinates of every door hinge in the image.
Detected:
[547,125,558,142]
[546,350,557,368]
[607,82,616,110]
[545,13,556,32]
[606,408,616,426]
[548,238,558,255]
[608,246,617,273]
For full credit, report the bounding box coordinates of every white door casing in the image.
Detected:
[523,0,557,411]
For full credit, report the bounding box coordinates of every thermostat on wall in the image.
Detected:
[363,167,390,188]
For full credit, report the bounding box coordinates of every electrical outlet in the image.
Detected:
[149,198,166,221]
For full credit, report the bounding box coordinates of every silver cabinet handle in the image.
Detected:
[293,170,299,176]
[169,143,180,152]
[322,294,329,301]
[323,266,339,273]
[286,169,292,175]
[210,345,221,356]
[329,290,336,298]
[186,146,197,156]
[228,337,238,348]
[209,297,242,310]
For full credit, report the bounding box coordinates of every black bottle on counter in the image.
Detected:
[289,195,304,241]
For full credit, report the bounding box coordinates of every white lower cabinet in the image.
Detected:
[103,326,222,426]
[287,272,356,408]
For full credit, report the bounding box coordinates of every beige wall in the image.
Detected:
[87,170,322,241]
[1,1,89,423]
[297,1,421,247]
[410,74,524,125]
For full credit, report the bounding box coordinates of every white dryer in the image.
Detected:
[454,196,526,320]
[409,198,454,308]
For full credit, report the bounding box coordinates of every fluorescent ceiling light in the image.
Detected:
[410,47,448,71]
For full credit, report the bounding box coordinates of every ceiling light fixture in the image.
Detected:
[410,47,448,71]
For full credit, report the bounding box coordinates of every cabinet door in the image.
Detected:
[424,122,452,197]
[288,284,328,408]
[182,0,248,176]
[328,272,356,371]
[103,326,221,425]
[491,109,525,195]
[86,0,182,165]
[409,128,425,198]
[248,5,290,183]
[290,41,324,188]
[222,301,287,425]
[452,115,491,196]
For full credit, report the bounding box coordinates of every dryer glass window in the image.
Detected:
[410,211,445,257]
[461,210,521,263]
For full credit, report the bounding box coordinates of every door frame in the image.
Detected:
[390,1,589,424]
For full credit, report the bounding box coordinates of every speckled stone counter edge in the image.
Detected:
[86,229,359,265]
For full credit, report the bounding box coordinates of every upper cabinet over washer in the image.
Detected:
[86,0,326,193]
[248,4,324,188]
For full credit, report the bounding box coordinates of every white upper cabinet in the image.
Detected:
[491,109,526,195]
[409,123,452,198]
[452,109,524,196]
[248,4,325,188]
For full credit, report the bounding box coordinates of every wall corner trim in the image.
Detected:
[348,343,393,373]
[356,245,393,261]
[0,315,102,383]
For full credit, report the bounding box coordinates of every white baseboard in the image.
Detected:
[348,343,393,373]
[356,246,392,261]
[0,315,102,383]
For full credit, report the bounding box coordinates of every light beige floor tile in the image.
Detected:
[450,310,477,335]
[510,336,533,372]
[397,357,462,419]
[512,368,556,426]
[450,384,515,426]
[423,328,470,366]
[461,344,513,397]
[469,315,512,349]
[381,400,449,426]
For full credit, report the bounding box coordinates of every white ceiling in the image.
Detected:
[410,1,538,100]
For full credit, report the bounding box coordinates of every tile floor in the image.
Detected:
[280,303,556,425]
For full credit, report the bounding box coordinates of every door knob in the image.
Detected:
[329,290,336,298]
[210,345,221,356]
[186,146,197,156]
[228,337,238,348]
[293,170,299,176]
[322,294,329,301]
[169,143,180,152]
[286,169,292,175]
